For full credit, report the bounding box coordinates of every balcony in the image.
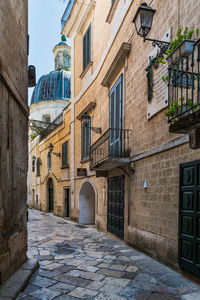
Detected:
[90,128,131,173]
[167,39,200,147]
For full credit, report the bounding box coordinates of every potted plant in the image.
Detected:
[165,100,180,118]
[159,27,199,68]
[167,39,195,67]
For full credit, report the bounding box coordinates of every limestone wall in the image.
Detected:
[0,0,28,283]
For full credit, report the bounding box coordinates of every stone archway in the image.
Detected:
[48,178,54,212]
[79,181,96,224]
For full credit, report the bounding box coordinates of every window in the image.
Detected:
[42,114,51,123]
[32,158,35,172]
[36,158,41,176]
[62,141,69,168]
[81,117,91,161]
[47,151,51,170]
[83,24,91,70]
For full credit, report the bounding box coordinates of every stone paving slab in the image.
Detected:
[0,258,38,300]
[16,209,200,299]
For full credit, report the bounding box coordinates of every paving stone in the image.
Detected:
[109,264,127,271]
[81,271,105,281]
[102,277,130,287]
[39,260,53,266]
[54,273,92,287]
[125,266,138,273]
[41,263,64,271]
[97,269,124,278]
[22,284,40,295]
[35,255,54,261]
[30,287,61,299]
[101,284,123,294]
[148,293,181,300]
[68,270,85,277]
[86,281,105,290]
[54,295,78,300]
[94,292,126,300]
[54,254,74,260]
[30,275,57,288]
[68,287,98,299]
[122,272,136,279]
[97,263,110,268]
[50,282,76,293]
[78,265,99,272]
[16,296,38,300]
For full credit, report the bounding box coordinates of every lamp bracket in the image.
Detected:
[91,126,102,134]
[144,37,170,53]
[52,152,61,157]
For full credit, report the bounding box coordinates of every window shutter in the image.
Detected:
[81,118,91,160]
[62,141,68,168]
[83,24,91,70]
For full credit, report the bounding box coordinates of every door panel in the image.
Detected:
[107,175,124,239]
[179,159,200,278]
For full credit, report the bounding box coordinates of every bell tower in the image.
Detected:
[53,35,71,71]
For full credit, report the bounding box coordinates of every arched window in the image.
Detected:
[47,151,51,170]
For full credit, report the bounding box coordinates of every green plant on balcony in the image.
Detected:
[165,97,198,118]
[165,100,180,117]
[159,27,199,65]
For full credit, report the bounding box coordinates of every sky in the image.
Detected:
[28,0,69,104]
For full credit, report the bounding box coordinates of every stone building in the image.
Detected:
[61,0,200,279]
[0,1,28,283]
[29,37,71,213]
[31,0,200,279]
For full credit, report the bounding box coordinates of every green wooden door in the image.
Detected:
[179,160,200,278]
[107,175,124,239]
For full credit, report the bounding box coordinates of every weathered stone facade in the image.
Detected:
[0,0,28,284]
[30,0,200,279]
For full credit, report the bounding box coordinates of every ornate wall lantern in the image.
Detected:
[48,143,61,157]
[133,3,169,52]
[81,113,102,134]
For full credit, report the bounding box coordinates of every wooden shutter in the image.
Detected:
[62,141,68,168]
[83,24,91,70]
[81,118,91,160]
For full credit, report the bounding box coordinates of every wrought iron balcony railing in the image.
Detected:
[167,38,200,133]
[90,128,131,170]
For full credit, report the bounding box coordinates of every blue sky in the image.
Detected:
[28,0,68,103]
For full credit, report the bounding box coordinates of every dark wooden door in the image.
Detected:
[48,178,54,212]
[107,175,124,239]
[179,160,200,278]
[65,188,70,218]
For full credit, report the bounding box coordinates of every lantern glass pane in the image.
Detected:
[134,12,141,34]
[140,9,154,29]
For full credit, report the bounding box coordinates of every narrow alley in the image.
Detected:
[17,210,200,300]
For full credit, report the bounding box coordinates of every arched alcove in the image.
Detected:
[79,181,96,224]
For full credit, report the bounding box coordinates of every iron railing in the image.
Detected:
[39,113,64,141]
[90,128,131,168]
[168,38,200,123]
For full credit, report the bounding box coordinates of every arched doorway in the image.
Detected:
[79,181,96,224]
[48,178,54,212]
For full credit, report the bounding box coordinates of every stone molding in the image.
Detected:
[101,43,131,88]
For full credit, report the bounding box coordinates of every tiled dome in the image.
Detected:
[31,70,71,104]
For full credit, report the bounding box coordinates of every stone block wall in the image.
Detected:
[0,0,28,283]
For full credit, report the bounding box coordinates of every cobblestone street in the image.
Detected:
[17,209,200,300]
